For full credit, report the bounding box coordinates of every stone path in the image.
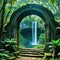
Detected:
[15,57,43,60]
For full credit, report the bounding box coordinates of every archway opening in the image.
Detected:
[19,15,45,48]
[6,4,56,48]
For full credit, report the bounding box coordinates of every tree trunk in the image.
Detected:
[0,0,6,39]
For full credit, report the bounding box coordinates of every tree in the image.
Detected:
[0,0,18,39]
[0,0,7,39]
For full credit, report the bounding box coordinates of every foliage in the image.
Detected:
[4,39,17,53]
[0,38,18,60]
[49,39,60,49]
[49,0,58,5]
[38,33,45,44]
[52,39,60,46]
[20,34,28,48]
[0,0,59,29]
[19,45,25,48]
[6,39,16,45]
[1,38,16,52]
[0,0,60,58]
[21,15,45,28]
[53,40,60,57]
[0,49,15,60]
[34,44,45,48]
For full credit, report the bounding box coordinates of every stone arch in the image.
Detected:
[6,4,56,46]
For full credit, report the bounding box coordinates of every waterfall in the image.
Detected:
[32,21,38,45]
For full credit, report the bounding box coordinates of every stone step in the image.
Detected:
[20,49,44,52]
[20,54,44,58]
[21,50,44,52]
[21,51,44,54]
[20,48,44,57]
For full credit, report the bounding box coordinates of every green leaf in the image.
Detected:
[52,39,60,45]
[49,0,58,5]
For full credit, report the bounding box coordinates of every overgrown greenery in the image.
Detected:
[0,38,17,60]
[34,44,45,48]
[53,39,60,57]
[52,39,60,46]
[0,0,60,59]
[0,0,60,30]
[0,0,60,38]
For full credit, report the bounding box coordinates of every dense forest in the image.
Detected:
[0,0,60,60]
[0,0,60,47]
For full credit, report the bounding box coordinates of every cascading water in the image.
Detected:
[32,21,38,45]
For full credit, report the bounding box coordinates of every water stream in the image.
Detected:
[32,21,38,45]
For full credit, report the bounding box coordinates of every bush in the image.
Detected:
[33,44,45,48]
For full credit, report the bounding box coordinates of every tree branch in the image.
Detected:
[0,0,7,13]
[0,0,7,39]
[5,1,12,23]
